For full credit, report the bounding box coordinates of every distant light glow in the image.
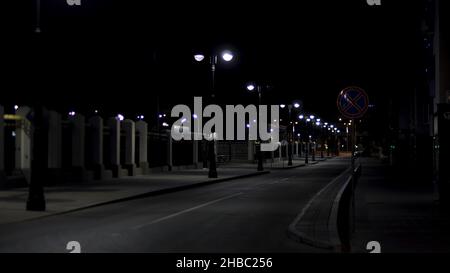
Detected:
[162,122,169,127]
[14,105,19,111]
[247,84,255,91]
[158,114,163,118]
[194,54,205,62]
[309,115,315,120]
[193,114,198,119]
[246,124,250,128]
[222,51,234,62]
[181,118,187,123]
[306,118,311,122]
[117,114,124,121]
[280,104,286,109]
[299,115,304,119]
[316,121,321,126]
[294,103,300,108]
[68,111,76,117]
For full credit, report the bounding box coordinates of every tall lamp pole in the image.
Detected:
[280,102,300,166]
[27,0,46,211]
[194,51,234,178]
[247,83,265,171]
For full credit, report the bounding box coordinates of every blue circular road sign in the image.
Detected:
[337,86,369,119]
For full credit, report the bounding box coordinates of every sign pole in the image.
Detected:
[351,119,356,169]
[336,86,368,169]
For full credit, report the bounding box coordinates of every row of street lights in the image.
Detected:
[192,49,342,175]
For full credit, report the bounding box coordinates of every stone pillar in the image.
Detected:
[193,140,199,168]
[279,144,282,161]
[122,119,136,176]
[15,106,32,183]
[0,105,5,187]
[47,111,62,169]
[136,120,149,174]
[108,117,121,177]
[167,130,173,171]
[296,142,299,157]
[248,140,255,161]
[46,110,62,184]
[88,116,104,179]
[68,114,85,169]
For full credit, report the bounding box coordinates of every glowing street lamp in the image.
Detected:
[246,84,255,91]
[222,51,234,62]
[194,49,236,178]
[194,54,205,62]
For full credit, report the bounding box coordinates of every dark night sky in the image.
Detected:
[1,0,425,124]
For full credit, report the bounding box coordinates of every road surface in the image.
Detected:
[0,157,350,253]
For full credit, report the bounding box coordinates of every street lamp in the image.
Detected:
[246,84,255,91]
[246,82,268,171]
[194,49,235,178]
[222,51,234,62]
[194,54,205,62]
[280,102,302,166]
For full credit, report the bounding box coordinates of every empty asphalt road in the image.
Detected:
[0,157,350,253]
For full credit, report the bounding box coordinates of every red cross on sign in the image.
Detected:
[337,86,369,119]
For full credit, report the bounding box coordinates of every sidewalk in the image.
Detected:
[352,158,450,253]
[0,166,269,225]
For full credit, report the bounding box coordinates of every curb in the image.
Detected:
[287,166,352,251]
[271,163,306,170]
[16,170,271,224]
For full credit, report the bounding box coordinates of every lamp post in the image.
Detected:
[194,50,234,178]
[27,2,46,211]
[299,114,309,164]
[309,115,316,162]
[281,102,300,166]
[246,83,265,171]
